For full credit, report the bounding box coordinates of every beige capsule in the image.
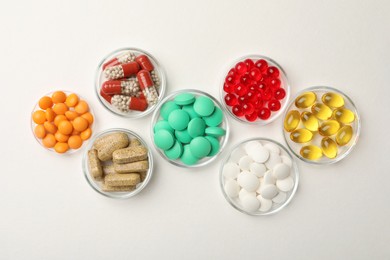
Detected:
[301,111,319,131]
[284,110,300,132]
[336,125,353,146]
[319,120,340,136]
[333,108,355,124]
[290,128,313,143]
[88,149,103,180]
[102,183,136,192]
[311,103,332,120]
[129,138,142,147]
[94,132,129,161]
[322,92,345,108]
[112,146,148,164]
[104,173,140,187]
[321,137,338,159]
[114,160,149,173]
[295,92,317,108]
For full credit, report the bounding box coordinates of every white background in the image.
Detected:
[1,0,389,259]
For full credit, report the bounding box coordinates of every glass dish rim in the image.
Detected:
[150,88,230,168]
[219,137,299,216]
[219,54,291,126]
[30,90,95,155]
[94,47,167,118]
[82,127,154,199]
[282,85,361,165]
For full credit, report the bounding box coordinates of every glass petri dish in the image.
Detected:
[151,89,229,168]
[82,128,154,199]
[95,47,166,118]
[220,54,290,125]
[220,138,299,216]
[31,90,95,154]
[283,86,360,165]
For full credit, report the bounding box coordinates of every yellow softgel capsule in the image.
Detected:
[336,125,353,146]
[319,120,340,136]
[300,145,322,160]
[301,111,319,131]
[311,103,332,120]
[295,92,317,108]
[321,137,338,159]
[284,110,300,132]
[322,92,344,108]
[333,108,355,124]
[290,129,313,143]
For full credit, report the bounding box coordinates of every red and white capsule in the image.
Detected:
[101,79,140,97]
[104,61,140,80]
[136,55,154,71]
[100,91,148,112]
[102,51,135,70]
[137,70,159,105]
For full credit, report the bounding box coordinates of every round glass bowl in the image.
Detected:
[95,47,166,118]
[82,128,153,199]
[283,86,360,165]
[31,90,95,154]
[151,89,229,168]
[220,55,290,125]
[220,138,299,216]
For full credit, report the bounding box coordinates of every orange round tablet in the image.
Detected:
[39,96,53,110]
[75,100,89,114]
[68,135,83,149]
[80,128,92,140]
[65,93,79,107]
[55,131,69,142]
[54,142,69,153]
[42,134,56,148]
[65,111,79,120]
[72,117,88,132]
[52,91,67,104]
[44,122,57,134]
[53,103,68,115]
[45,108,55,122]
[32,110,46,124]
[34,125,46,139]
[81,112,94,125]
[58,120,73,135]
[54,115,67,126]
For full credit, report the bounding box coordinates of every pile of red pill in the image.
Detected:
[222,58,286,122]
[99,51,160,113]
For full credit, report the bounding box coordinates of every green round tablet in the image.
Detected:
[175,129,192,144]
[187,118,206,138]
[164,141,183,160]
[174,93,195,106]
[203,107,223,127]
[182,105,200,119]
[154,120,174,134]
[193,96,215,117]
[181,144,199,166]
[154,129,175,150]
[160,101,180,120]
[205,126,226,137]
[205,136,220,156]
[168,109,190,130]
[189,136,211,159]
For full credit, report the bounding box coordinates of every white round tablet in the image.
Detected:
[241,196,260,212]
[244,141,262,155]
[272,163,291,180]
[260,184,278,200]
[264,143,280,154]
[230,147,246,163]
[224,179,239,198]
[238,156,253,171]
[222,162,240,179]
[272,191,287,204]
[263,170,276,185]
[239,188,256,200]
[249,162,267,177]
[265,152,282,169]
[280,155,292,167]
[276,176,294,192]
[249,146,270,163]
[237,172,260,192]
[257,195,273,212]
